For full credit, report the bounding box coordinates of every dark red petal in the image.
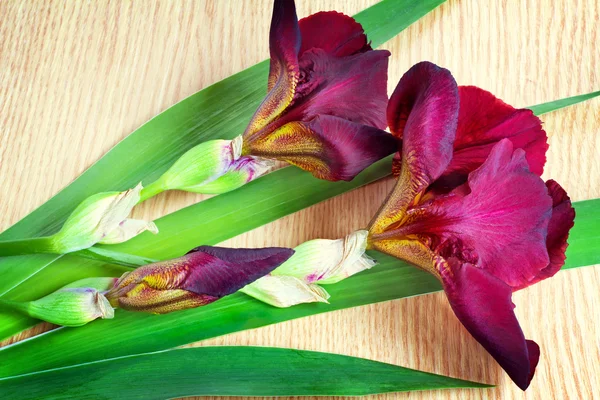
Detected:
[183,246,295,297]
[434,86,548,190]
[246,114,397,181]
[513,180,575,290]
[442,261,540,390]
[298,11,370,57]
[289,48,390,130]
[430,140,553,287]
[244,0,300,138]
[369,62,458,233]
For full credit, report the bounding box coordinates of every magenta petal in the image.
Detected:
[291,48,390,129]
[544,180,575,274]
[298,11,370,57]
[512,180,575,290]
[435,86,548,190]
[431,140,552,288]
[387,61,459,186]
[443,261,539,390]
[183,246,294,297]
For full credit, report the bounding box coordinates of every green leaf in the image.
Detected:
[0,0,448,340]
[0,347,490,399]
[528,90,600,115]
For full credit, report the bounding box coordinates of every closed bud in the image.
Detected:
[1,286,114,327]
[51,183,156,252]
[105,245,294,314]
[188,156,275,194]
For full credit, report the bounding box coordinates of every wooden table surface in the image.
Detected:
[1,1,599,399]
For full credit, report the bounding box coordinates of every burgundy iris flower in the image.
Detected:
[239,0,397,181]
[368,62,575,390]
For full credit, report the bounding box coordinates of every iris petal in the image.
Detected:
[433,86,548,190]
[402,140,552,288]
[245,114,396,181]
[298,11,371,57]
[512,180,575,290]
[442,261,540,391]
[369,62,459,233]
[290,48,390,129]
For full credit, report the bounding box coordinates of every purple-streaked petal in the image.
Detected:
[442,260,540,390]
[244,114,397,181]
[298,11,371,57]
[408,140,552,288]
[369,61,459,233]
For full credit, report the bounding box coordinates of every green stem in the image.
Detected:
[0,236,57,257]
[138,180,166,203]
[0,298,29,315]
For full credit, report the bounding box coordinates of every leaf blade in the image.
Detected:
[0,347,490,399]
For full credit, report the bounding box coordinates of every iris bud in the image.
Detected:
[0,277,117,327]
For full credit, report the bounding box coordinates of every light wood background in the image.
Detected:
[1,1,599,399]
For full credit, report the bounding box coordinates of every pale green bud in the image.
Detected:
[50,183,155,252]
[148,136,242,193]
[241,230,375,307]
[185,156,274,194]
[2,287,114,327]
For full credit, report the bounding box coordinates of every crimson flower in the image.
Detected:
[106,246,293,313]
[368,62,575,390]
[239,0,397,181]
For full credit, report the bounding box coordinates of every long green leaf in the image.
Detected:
[0,347,490,399]
[529,90,600,115]
[0,0,448,341]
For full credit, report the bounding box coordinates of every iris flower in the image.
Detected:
[367,62,575,390]
[140,0,397,198]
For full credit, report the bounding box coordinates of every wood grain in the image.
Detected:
[1,0,599,399]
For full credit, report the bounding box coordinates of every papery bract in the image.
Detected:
[51,183,156,252]
[241,230,375,307]
[106,246,293,313]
